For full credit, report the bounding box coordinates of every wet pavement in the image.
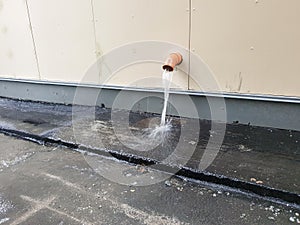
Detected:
[0,98,299,194]
[0,133,299,225]
[0,97,299,224]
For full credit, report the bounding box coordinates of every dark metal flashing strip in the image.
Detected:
[0,78,300,103]
[0,127,299,208]
[0,78,300,131]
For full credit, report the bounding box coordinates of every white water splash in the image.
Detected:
[146,122,172,147]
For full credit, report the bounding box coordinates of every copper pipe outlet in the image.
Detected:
[162,53,183,72]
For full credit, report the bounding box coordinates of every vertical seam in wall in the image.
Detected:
[188,0,192,90]
[90,0,100,83]
[25,0,41,80]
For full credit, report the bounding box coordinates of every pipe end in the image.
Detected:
[162,53,183,72]
[162,65,174,72]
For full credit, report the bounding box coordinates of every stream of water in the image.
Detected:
[147,70,173,140]
[160,69,173,126]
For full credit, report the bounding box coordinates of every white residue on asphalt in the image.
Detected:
[0,121,16,130]
[0,218,9,224]
[289,217,296,222]
[0,194,13,216]
[0,152,34,170]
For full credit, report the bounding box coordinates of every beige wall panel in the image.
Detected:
[103,63,187,89]
[0,0,39,79]
[190,0,300,97]
[93,0,190,89]
[27,0,97,83]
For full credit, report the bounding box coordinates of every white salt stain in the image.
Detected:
[0,122,16,130]
[10,195,92,225]
[0,152,34,169]
[0,218,9,224]
[119,203,187,225]
[10,196,56,225]
[42,172,188,225]
[0,194,13,214]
